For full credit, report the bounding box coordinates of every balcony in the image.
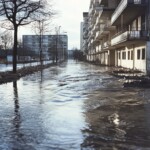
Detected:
[111,30,148,46]
[94,24,110,40]
[104,20,116,31]
[93,6,104,17]
[111,0,146,25]
[95,31,101,40]
[103,41,111,50]
[99,6,115,20]
[93,24,99,33]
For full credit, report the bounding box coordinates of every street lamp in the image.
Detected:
[62,32,67,61]
[55,26,61,63]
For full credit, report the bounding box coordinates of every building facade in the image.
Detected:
[83,0,150,74]
[80,22,84,51]
[81,12,89,56]
[23,34,68,61]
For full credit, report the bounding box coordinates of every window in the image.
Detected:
[131,50,133,60]
[122,52,126,60]
[142,48,145,60]
[128,51,130,60]
[137,49,140,59]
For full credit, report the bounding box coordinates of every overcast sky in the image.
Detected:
[20,0,90,50]
[53,0,90,49]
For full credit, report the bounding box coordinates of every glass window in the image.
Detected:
[128,51,130,60]
[142,48,145,60]
[137,49,140,59]
[122,52,126,60]
[131,50,133,60]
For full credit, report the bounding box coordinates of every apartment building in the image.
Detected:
[84,0,150,74]
[80,22,84,51]
[23,35,68,61]
[81,12,89,55]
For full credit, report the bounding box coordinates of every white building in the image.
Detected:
[23,35,68,61]
[83,0,150,74]
[81,12,89,57]
[80,22,84,51]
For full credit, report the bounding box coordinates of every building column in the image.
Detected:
[146,42,150,74]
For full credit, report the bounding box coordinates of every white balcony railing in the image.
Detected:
[111,0,143,25]
[111,30,146,45]
[103,41,111,48]
[96,31,100,39]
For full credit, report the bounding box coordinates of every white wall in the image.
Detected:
[116,44,146,72]
[134,46,146,72]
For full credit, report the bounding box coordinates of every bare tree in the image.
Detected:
[0,30,13,64]
[32,19,51,63]
[0,0,53,73]
[1,30,13,50]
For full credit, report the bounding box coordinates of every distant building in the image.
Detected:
[23,34,68,61]
[68,50,74,59]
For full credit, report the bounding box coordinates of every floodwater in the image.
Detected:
[0,61,50,72]
[0,60,150,150]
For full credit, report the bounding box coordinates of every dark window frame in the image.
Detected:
[142,48,145,60]
[122,51,126,60]
[137,49,141,60]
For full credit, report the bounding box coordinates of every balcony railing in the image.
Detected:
[111,0,145,25]
[111,30,147,45]
[94,6,104,16]
[103,41,111,49]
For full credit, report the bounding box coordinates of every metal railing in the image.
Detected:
[111,30,147,45]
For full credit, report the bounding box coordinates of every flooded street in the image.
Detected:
[0,60,150,150]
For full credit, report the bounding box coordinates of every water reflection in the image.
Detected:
[13,81,21,129]
[11,81,26,149]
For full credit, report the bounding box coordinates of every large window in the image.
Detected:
[131,50,133,60]
[122,52,126,60]
[142,48,145,60]
[128,51,130,60]
[137,49,140,59]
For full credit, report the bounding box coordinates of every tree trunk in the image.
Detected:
[13,25,18,73]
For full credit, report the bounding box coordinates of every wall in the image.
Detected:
[116,44,146,72]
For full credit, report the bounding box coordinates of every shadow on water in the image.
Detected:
[12,81,25,147]
[13,81,20,129]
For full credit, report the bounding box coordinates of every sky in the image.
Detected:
[20,0,90,50]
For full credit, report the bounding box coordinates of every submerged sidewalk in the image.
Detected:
[0,63,55,85]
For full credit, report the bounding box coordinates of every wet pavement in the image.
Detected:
[0,60,150,150]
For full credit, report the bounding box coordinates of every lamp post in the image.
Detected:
[55,26,61,63]
[62,32,67,61]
